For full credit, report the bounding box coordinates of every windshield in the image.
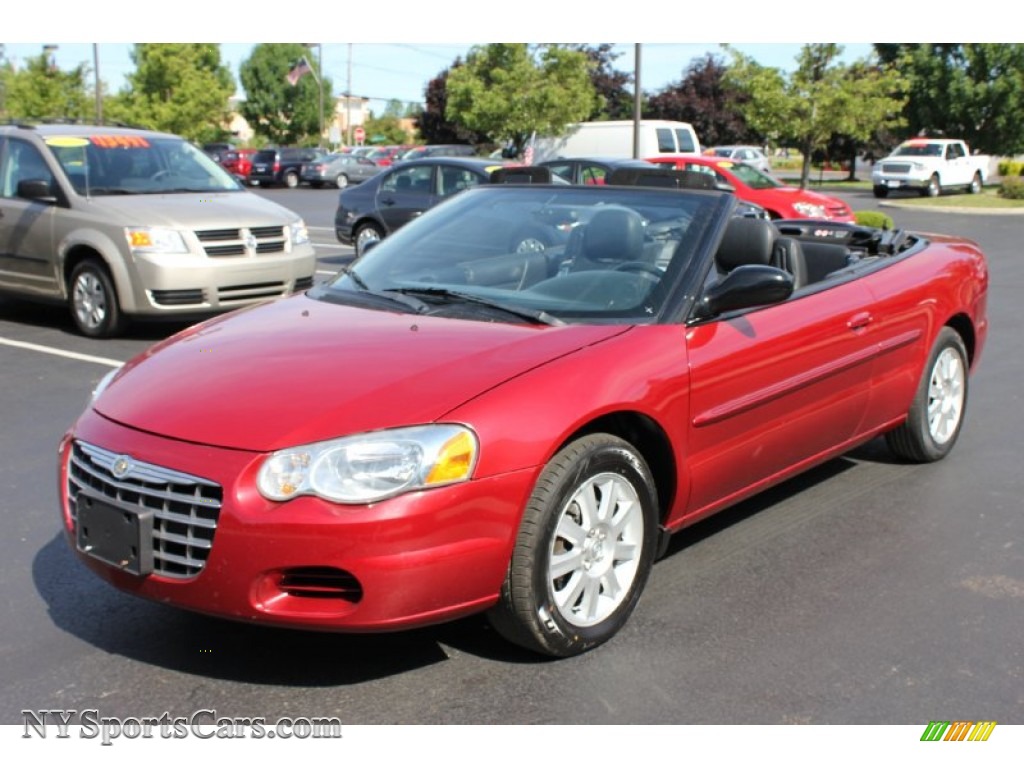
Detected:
[315,185,723,324]
[893,142,943,157]
[719,162,783,190]
[46,134,243,195]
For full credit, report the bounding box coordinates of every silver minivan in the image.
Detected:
[0,123,316,337]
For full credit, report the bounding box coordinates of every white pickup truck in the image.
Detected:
[872,138,988,198]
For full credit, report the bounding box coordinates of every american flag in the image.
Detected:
[286,56,312,86]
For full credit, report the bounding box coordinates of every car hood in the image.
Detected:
[93,294,630,452]
[78,190,301,227]
[751,186,842,207]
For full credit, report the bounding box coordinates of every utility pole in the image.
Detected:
[346,43,353,146]
[633,44,642,159]
[93,43,103,124]
[316,43,324,148]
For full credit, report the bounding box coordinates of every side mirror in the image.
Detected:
[18,178,55,202]
[697,264,793,318]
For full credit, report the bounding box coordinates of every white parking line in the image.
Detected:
[0,337,123,368]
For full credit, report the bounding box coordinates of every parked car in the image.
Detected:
[365,145,412,168]
[0,122,315,337]
[395,144,478,162]
[219,148,257,182]
[202,142,235,163]
[335,156,507,255]
[539,156,660,185]
[60,176,988,657]
[648,155,854,221]
[300,153,379,189]
[249,147,325,188]
[531,120,701,163]
[707,145,772,175]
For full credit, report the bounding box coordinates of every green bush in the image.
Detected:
[997,159,1023,177]
[998,176,1024,199]
[854,210,894,230]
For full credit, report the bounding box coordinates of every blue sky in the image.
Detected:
[3,42,876,109]
[3,2,999,109]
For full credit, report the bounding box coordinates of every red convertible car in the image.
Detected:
[60,176,988,657]
[648,154,854,222]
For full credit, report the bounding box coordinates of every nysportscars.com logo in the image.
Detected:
[921,721,997,741]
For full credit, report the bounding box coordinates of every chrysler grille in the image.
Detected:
[196,226,287,257]
[67,441,222,578]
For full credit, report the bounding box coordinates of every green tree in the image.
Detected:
[106,44,234,143]
[239,44,332,146]
[726,44,906,188]
[875,43,1024,155]
[363,111,411,145]
[446,44,599,157]
[3,53,91,122]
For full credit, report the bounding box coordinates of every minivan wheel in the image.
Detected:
[285,170,300,188]
[69,259,124,338]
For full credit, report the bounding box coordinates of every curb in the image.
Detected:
[877,201,1024,216]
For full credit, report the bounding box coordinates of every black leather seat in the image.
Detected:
[714,216,775,273]
[771,236,808,290]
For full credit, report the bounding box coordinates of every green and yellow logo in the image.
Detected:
[921,721,997,741]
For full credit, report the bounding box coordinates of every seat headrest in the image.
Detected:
[581,206,645,265]
[715,217,775,271]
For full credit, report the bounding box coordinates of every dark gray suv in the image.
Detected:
[249,147,325,188]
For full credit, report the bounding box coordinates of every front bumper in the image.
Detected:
[59,409,532,632]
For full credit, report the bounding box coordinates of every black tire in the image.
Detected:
[873,185,889,199]
[885,327,969,463]
[354,222,384,257]
[68,259,124,338]
[284,170,300,189]
[488,433,659,657]
[922,174,941,198]
[968,172,982,195]
[335,173,350,189]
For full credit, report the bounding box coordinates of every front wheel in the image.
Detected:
[488,433,659,657]
[69,259,124,338]
[885,327,969,462]
[354,222,384,257]
[873,185,889,199]
[922,174,941,197]
[968,172,982,194]
[284,170,299,189]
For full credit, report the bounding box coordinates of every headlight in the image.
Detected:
[793,202,827,218]
[257,425,479,504]
[125,227,188,254]
[289,220,310,246]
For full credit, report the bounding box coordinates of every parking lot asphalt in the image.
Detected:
[1,187,1022,738]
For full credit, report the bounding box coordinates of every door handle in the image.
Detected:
[847,312,873,331]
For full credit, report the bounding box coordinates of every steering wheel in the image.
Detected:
[150,170,172,181]
[612,261,663,279]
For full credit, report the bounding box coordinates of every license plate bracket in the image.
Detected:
[76,493,154,576]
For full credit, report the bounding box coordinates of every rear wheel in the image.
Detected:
[488,433,658,657]
[886,327,968,462]
[335,173,350,189]
[354,222,384,257]
[69,259,124,338]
